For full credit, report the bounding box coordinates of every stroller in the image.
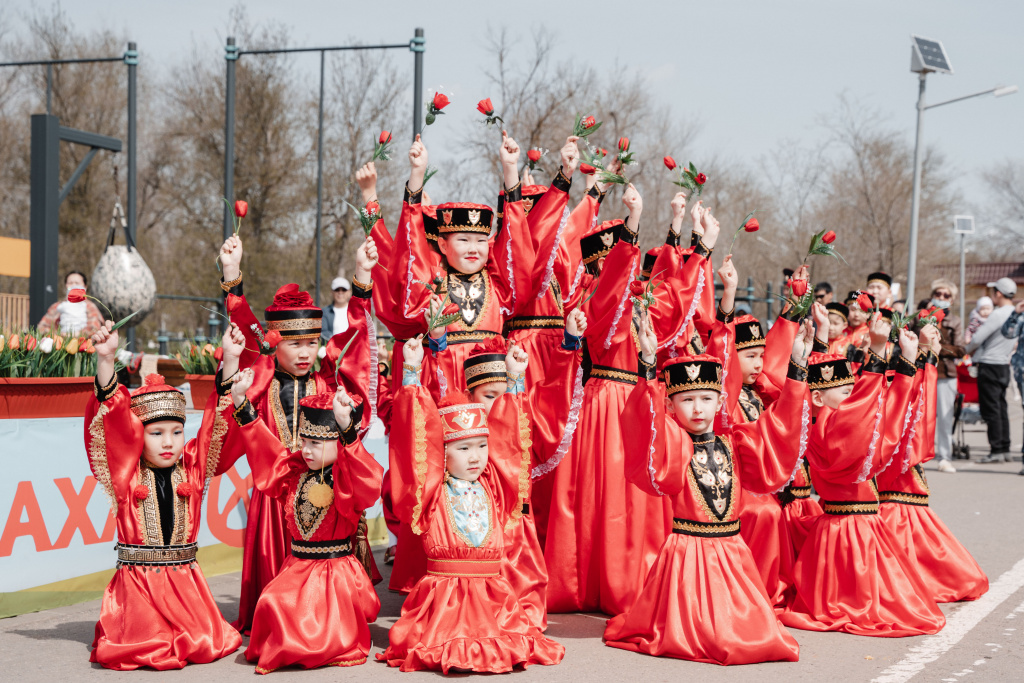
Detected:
[952,363,980,460]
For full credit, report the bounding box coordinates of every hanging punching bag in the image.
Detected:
[89,199,156,326]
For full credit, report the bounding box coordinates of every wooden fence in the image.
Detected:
[0,293,30,332]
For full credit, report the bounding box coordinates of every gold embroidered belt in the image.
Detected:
[116,542,198,567]
[787,485,812,499]
[447,330,500,345]
[507,317,564,331]
[878,491,930,506]
[426,557,501,578]
[291,539,353,560]
[821,499,879,515]
[586,364,639,386]
[672,518,741,538]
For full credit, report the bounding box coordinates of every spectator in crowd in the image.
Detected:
[967,278,1018,464]
[321,276,352,341]
[814,282,834,304]
[1001,299,1024,475]
[37,270,103,336]
[966,296,993,344]
[922,279,966,473]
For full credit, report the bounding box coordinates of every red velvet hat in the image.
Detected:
[733,315,766,350]
[435,202,494,235]
[463,336,508,390]
[521,184,547,216]
[663,354,723,396]
[437,393,488,443]
[130,374,186,424]
[264,284,322,341]
[808,352,855,390]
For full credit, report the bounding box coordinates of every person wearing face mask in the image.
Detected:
[918,279,965,472]
[37,270,104,336]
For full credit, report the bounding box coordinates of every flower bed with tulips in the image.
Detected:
[0,329,102,378]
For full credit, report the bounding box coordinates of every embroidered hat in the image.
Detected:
[521,185,547,216]
[434,202,494,235]
[130,374,186,425]
[663,354,723,396]
[866,271,893,288]
[298,393,341,441]
[581,219,623,266]
[733,315,766,350]
[826,302,850,324]
[807,352,855,390]
[437,393,489,443]
[463,336,508,390]
[264,284,322,340]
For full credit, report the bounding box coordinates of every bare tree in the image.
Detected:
[979,160,1024,257]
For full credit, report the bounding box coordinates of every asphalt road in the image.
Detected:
[3,400,1022,682]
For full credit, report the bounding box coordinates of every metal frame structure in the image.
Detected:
[222,29,425,304]
[1,44,139,330]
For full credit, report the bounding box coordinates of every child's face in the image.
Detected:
[978,304,993,317]
[847,306,868,328]
[827,314,846,339]
[439,233,489,274]
[469,382,506,414]
[666,390,723,434]
[445,436,489,481]
[301,438,339,470]
[142,420,186,468]
[737,347,764,385]
[276,339,318,376]
[811,385,853,410]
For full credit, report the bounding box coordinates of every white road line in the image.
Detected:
[872,556,1024,683]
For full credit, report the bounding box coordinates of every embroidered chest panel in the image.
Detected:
[687,437,737,521]
[739,385,764,423]
[447,271,491,329]
[444,477,494,548]
[629,303,642,353]
[292,470,333,541]
[270,375,318,451]
[135,463,190,545]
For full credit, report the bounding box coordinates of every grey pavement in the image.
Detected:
[2,396,1023,682]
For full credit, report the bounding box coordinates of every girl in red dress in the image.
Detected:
[85,323,241,670]
[603,314,808,665]
[378,337,564,673]
[228,371,383,674]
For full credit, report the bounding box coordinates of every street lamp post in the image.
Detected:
[904,35,1017,308]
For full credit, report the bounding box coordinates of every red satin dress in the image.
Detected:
[542,234,706,615]
[782,356,946,636]
[84,383,242,670]
[877,353,988,603]
[378,384,564,673]
[215,285,380,632]
[234,408,383,673]
[603,374,806,664]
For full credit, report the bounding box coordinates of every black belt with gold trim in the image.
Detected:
[116,542,198,566]
[672,518,741,537]
[291,538,353,560]
[507,317,565,331]
[787,485,812,499]
[447,330,500,345]
[878,491,930,506]
[821,499,879,515]
[586,364,639,386]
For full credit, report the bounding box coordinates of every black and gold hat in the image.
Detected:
[826,302,849,325]
[866,271,892,288]
[733,315,766,350]
[434,202,494,235]
[521,185,547,216]
[664,355,723,396]
[423,205,440,250]
[264,284,322,341]
[298,393,340,441]
[581,219,623,265]
[130,374,186,425]
[807,353,855,390]
[463,336,508,390]
[641,247,661,280]
[878,307,895,322]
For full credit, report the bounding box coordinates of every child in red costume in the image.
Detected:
[85,322,241,670]
[228,369,383,674]
[603,312,809,664]
[378,336,564,673]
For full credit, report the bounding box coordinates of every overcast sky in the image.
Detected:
[7,0,1023,234]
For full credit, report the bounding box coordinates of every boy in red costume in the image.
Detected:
[85,323,242,670]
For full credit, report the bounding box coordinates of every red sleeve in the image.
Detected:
[910,359,938,467]
[485,393,533,530]
[621,379,688,496]
[238,415,305,499]
[490,185,536,316]
[810,367,890,484]
[561,190,603,298]
[727,373,810,493]
[759,316,799,399]
[372,216,432,340]
[390,192,434,325]
[388,383,445,534]
[650,246,708,353]
[525,345,580,468]
[583,238,641,348]
[225,293,276,395]
[318,291,379,433]
[85,384,143,507]
[524,173,572,301]
[706,314,745,431]
[333,440,385,522]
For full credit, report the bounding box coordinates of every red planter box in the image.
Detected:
[185,374,216,411]
[0,376,96,419]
